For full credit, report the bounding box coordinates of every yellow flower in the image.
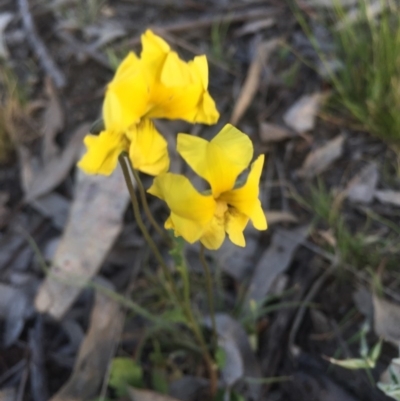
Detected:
[148,124,267,250]
[78,30,219,176]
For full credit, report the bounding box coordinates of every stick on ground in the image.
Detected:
[18,0,66,88]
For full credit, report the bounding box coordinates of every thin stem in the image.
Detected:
[181,301,218,397]
[129,164,171,245]
[118,154,179,302]
[200,243,218,352]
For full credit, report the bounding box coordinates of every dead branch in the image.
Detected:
[17,0,66,88]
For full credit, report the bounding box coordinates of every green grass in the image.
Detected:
[297,0,400,144]
[300,182,400,271]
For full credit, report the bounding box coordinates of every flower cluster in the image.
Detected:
[78,30,219,176]
[78,30,267,249]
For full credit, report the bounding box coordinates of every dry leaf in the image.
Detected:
[230,39,279,125]
[234,18,275,37]
[375,190,400,207]
[373,294,400,346]
[34,167,129,319]
[0,12,13,59]
[24,123,90,201]
[283,92,326,133]
[244,225,309,310]
[128,388,180,401]
[31,192,70,230]
[266,210,299,225]
[50,280,124,401]
[259,122,295,143]
[346,162,379,204]
[297,134,345,178]
[42,78,64,161]
[204,314,261,398]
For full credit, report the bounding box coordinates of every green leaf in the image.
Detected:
[109,357,143,396]
[369,340,383,363]
[328,357,373,370]
[161,308,187,324]
[151,368,169,394]
[215,346,226,370]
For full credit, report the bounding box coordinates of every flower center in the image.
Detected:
[215,199,228,219]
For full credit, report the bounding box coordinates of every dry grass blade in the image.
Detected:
[42,78,64,161]
[230,39,280,125]
[34,167,130,319]
[50,281,124,401]
[266,210,299,225]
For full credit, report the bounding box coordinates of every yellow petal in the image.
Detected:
[177,124,253,197]
[160,51,193,86]
[225,209,249,247]
[127,119,169,176]
[199,215,226,250]
[104,72,149,133]
[219,155,267,230]
[140,30,170,80]
[148,173,216,243]
[145,82,203,121]
[113,52,141,82]
[189,56,208,89]
[77,131,128,176]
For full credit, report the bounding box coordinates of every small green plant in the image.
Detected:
[328,0,400,143]
[297,0,400,144]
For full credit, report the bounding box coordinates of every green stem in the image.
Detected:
[118,154,179,302]
[200,244,218,352]
[129,164,171,245]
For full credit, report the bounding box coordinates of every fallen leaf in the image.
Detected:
[373,294,400,346]
[234,18,275,37]
[243,225,310,311]
[204,314,261,398]
[297,134,345,178]
[128,388,180,401]
[169,376,209,401]
[30,192,70,230]
[0,388,17,401]
[375,190,400,207]
[230,39,279,125]
[353,286,373,320]
[0,283,33,347]
[24,123,90,201]
[283,92,327,133]
[0,12,13,59]
[265,210,299,225]
[214,230,260,281]
[42,78,64,161]
[49,280,124,401]
[34,166,129,319]
[346,162,379,204]
[378,357,400,401]
[259,122,295,143]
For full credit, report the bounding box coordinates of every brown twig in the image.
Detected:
[126,8,280,47]
[18,0,66,88]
